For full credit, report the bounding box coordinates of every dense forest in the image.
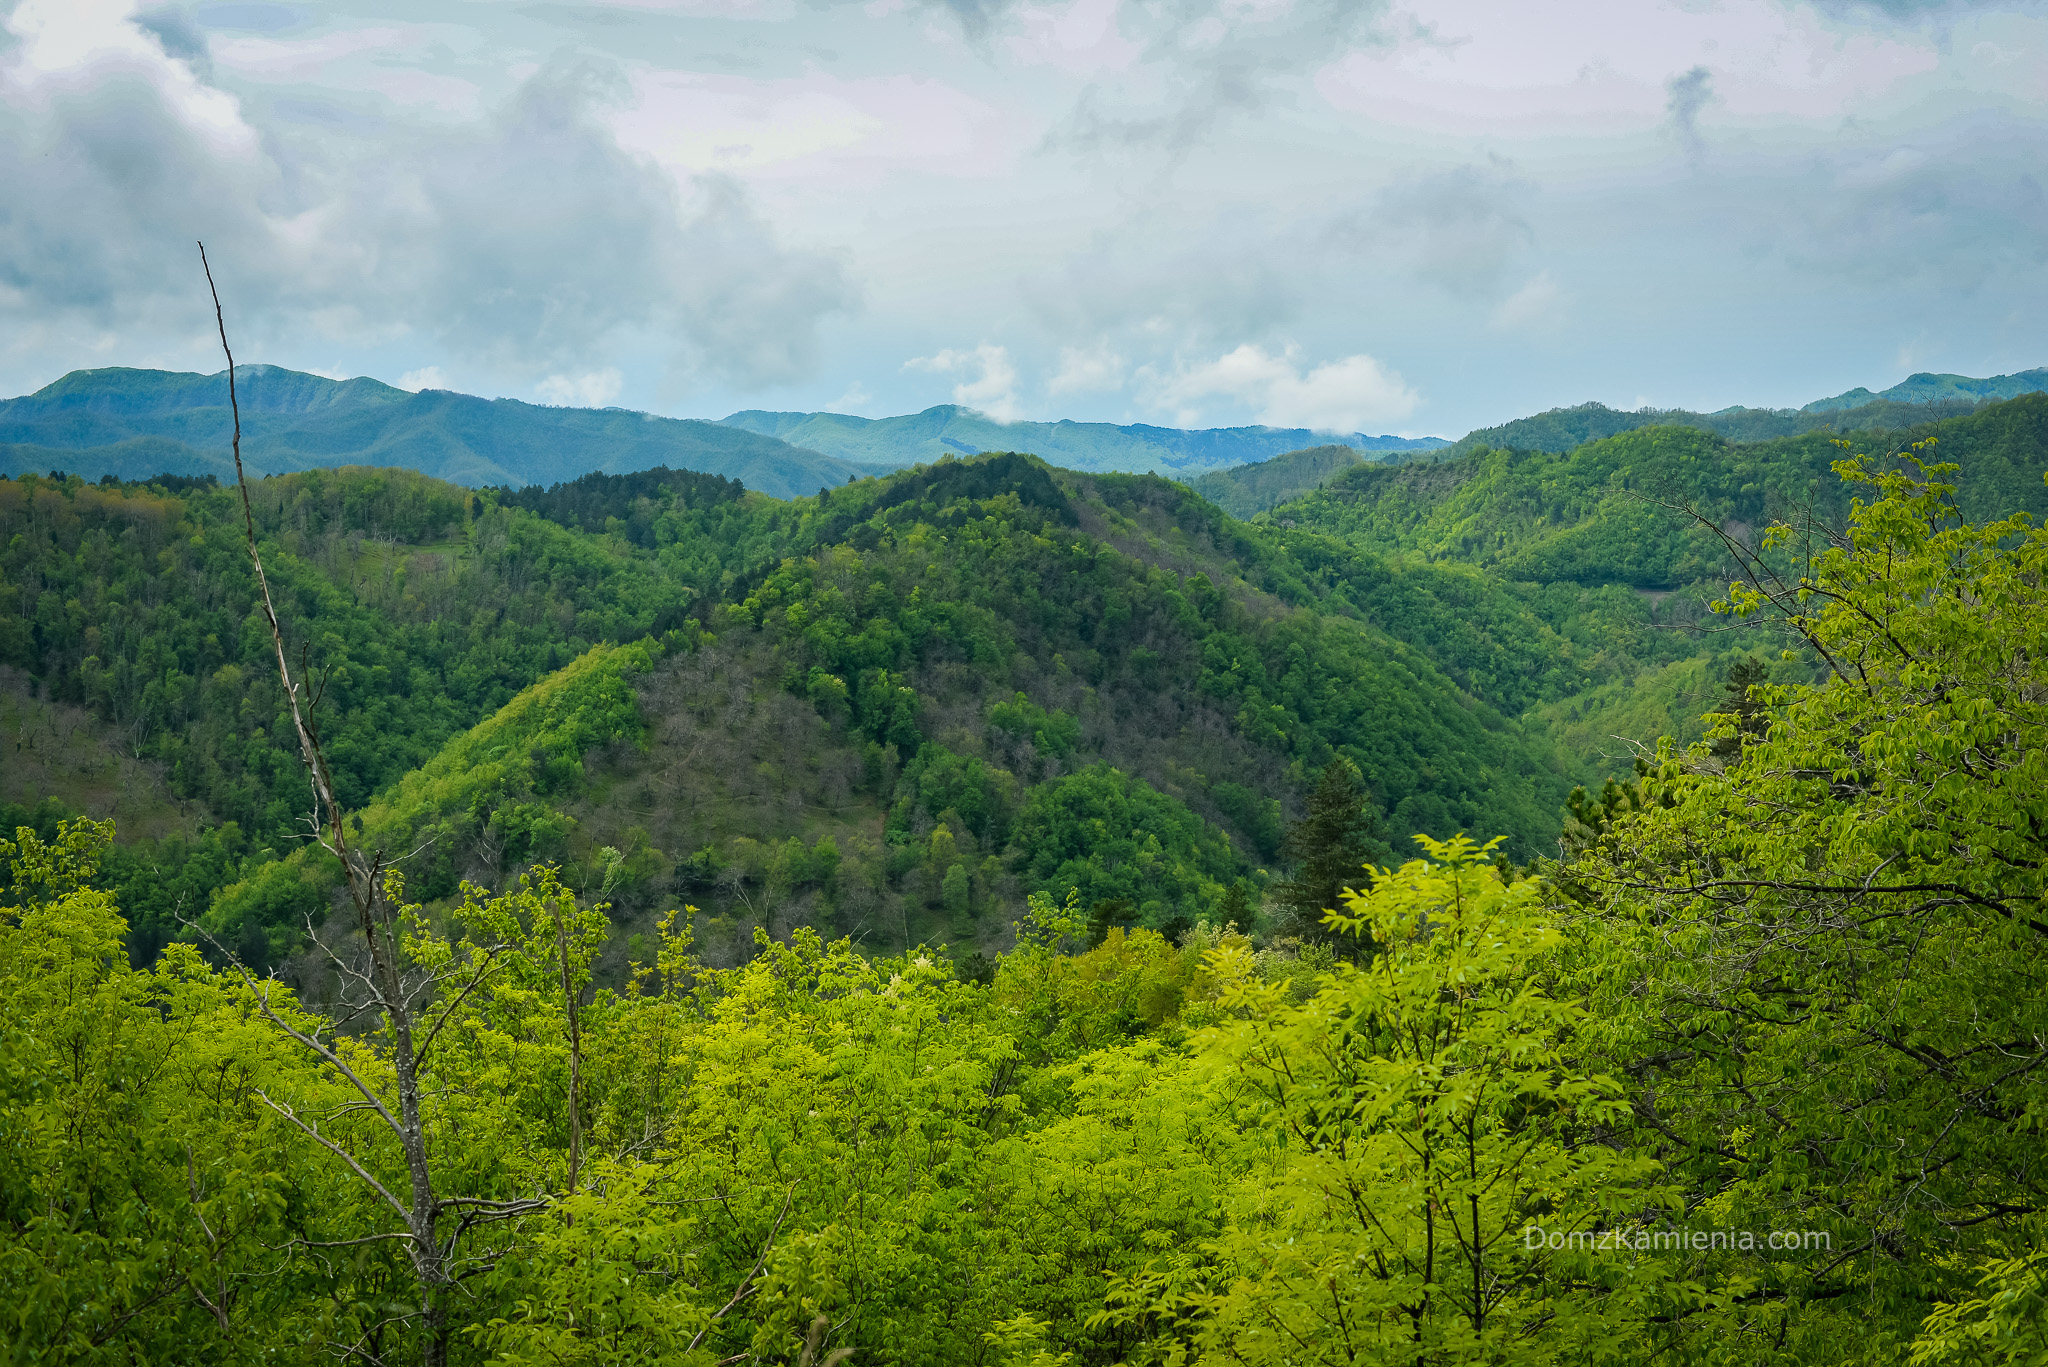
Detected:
[3,397,2046,1363]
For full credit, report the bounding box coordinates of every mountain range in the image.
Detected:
[718,404,1449,474]
[0,366,860,500]
[8,374,2045,1367]
[4,362,2043,504]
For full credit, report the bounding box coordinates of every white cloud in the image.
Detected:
[398,365,448,392]
[600,0,792,13]
[1491,271,1565,331]
[536,368,624,407]
[1047,340,1126,394]
[1145,344,1420,432]
[906,343,1022,421]
[0,9,857,397]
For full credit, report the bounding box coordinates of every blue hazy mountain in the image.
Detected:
[719,404,1450,476]
[0,366,864,499]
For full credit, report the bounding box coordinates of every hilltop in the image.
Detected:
[1801,365,2048,412]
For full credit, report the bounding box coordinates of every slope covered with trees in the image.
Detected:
[4,443,2042,1365]
[1,451,1566,972]
[1252,397,2048,761]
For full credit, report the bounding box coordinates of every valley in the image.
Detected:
[5,376,2046,1367]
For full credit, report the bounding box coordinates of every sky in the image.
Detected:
[1,0,2044,438]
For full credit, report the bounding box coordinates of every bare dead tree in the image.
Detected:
[195,245,797,1364]
[195,242,545,1367]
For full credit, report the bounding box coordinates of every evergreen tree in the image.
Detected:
[1709,655,1771,759]
[1216,879,1253,929]
[1273,758,1386,949]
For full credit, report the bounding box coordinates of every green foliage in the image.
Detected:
[989,692,1081,761]
[1098,836,1672,1366]
[738,458,1561,855]
[1438,391,2015,457]
[492,464,745,545]
[0,470,686,849]
[6,408,2048,1367]
[205,639,656,942]
[1012,764,1238,928]
[1252,399,2048,786]
[0,819,349,1360]
[1560,445,2048,1361]
[1191,444,1366,518]
[1206,782,1282,862]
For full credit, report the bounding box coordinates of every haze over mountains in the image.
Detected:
[718,405,1450,474]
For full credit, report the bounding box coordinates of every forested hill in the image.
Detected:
[12,396,2048,975]
[720,403,1450,474]
[1281,393,2048,566]
[0,453,1565,973]
[1192,443,1390,517]
[0,365,862,499]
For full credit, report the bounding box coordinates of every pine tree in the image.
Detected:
[1272,758,1385,950]
[1709,655,1771,759]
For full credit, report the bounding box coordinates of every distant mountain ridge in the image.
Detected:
[1800,367,2048,413]
[0,366,863,499]
[1441,368,2046,458]
[13,362,2039,504]
[719,404,1450,476]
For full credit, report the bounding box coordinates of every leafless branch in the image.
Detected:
[687,1185,799,1353]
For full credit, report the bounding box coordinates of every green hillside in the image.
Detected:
[1288,396,2048,566]
[1191,442,1372,517]
[2,453,1566,970]
[15,399,2046,971]
[721,403,1448,475]
[1178,372,2046,521]
[0,365,861,498]
[7,396,2048,1367]
[1259,395,2048,762]
[14,397,2045,974]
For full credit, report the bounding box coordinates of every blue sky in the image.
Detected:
[2,0,2043,436]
